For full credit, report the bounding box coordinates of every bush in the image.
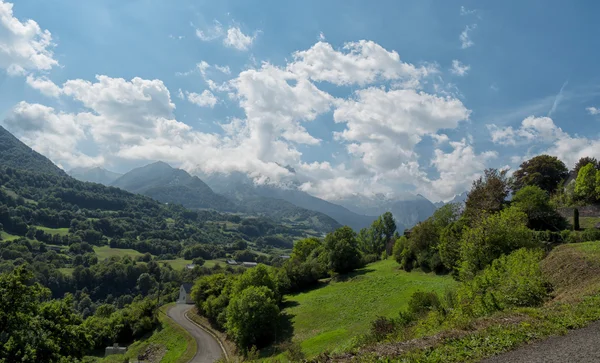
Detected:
[362,253,379,265]
[407,291,442,317]
[456,248,549,317]
[370,316,396,340]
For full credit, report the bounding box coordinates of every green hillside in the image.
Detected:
[273,259,456,358]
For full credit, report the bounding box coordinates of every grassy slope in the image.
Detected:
[283,259,456,357]
[0,231,19,241]
[36,226,70,236]
[98,304,196,363]
[93,246,145,260]
[343,242,600,363]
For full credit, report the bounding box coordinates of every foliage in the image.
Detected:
[407,291,442,317]
[0,267,90,363]
[458,207,538,280]
[574,163,598,203]
[573,156,599,175]
[323,226,363,274]
[456,248,549,317]
[225,286,280,352]
[357,212,397,256]
[464,169,510,224]
[510,185,568,231]
[511,154,568,194]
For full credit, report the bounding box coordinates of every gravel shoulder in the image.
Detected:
[481,320,600,363]
[167,304,223,363]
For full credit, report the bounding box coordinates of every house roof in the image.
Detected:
[242,262,258,266]
[181,283,193,293]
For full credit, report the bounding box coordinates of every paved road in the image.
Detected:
[481,320,600,363]
[167,304,223,363]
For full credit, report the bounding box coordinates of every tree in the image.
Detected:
[458,207,537,280]
[0,267,90,362]
[232,264,280,302]
[464,168,510,223]
[323,226,363,274]
[573,156,599,175]
[512,155,568,194]
[291,237,321,262]
[574,163,598,203]
[511,185,568,231]
[136,273,155,295]
[225,286,280,352]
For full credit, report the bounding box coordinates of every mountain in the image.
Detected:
[0,125,66,176]
[111,161,237,211]
[335,193,437,231]
[201,172,377,231]
[433,191,469,209]
[69,166,123,185]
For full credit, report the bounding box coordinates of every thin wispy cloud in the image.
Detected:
[460,24,477,49]
[548,80,569,117]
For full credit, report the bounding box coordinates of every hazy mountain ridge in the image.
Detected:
[69,166,123,185]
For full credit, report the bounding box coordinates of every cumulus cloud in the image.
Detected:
[195,21,256,51]
[460,24,476,49]
[450,60,470,76]
[586,106,600,115]
[0,1,58,74]
[427,138,497,200]
[25,75,62,97]
[488,115,600,168]
[223,27,256,50]
[288,40,435,86]
[187,90,218,108]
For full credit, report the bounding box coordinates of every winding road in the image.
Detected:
[481,320,600,363]
[167,304,224,363]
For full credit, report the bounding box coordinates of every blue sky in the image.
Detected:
[2,0,600,202]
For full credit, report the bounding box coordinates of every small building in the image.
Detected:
[279,255,291,259]
[105,343,127,357]
[226,259,238,265]
[178,283,194,304]
[185,264,196,270]
[242,262,258,268]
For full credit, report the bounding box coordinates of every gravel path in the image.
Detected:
[167,304,223,363]
[481,320,600,363]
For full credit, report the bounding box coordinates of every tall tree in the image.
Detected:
[464,168,510,223]
[324,226,362,274]
[573,156,599,175]
[574,163,598,203]
[511,185,568,231]
[511,155,568,194]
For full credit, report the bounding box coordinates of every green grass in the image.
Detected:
[280,259,457,357]
[568,216,600,229]
[35,226,70,236]
[59,267,74,276]
[0,231,20,241]
[161,259,223,270]
[97,304,196,363]
[93,246,145,260]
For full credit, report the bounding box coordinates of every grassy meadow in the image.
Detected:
[278,259,457,357]
[36,226,70,236]
[93,245,145,260]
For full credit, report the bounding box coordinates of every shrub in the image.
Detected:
[407,291,442,317]
[284,341,305,362]
[362,253,379,265]
[370,316,396,340]
[456,248,549,317]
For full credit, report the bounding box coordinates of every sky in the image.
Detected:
[2,0,600,203]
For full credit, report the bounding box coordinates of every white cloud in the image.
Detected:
[319,32,326,41]
[196,21,256,51]
[460,6,477,16]
[214,65,231,74]
[25,75,62,97]
[187,90,218,108]
[450,60,470,76]
[586,106,600,115]
[427,138,497,200]
[0,1,58,74]
[333,87,470,172]
[287,40,435,86]
[487,115,600,169]
[223,27,255,50]
[195,20,224,41]
[460,24,477,49]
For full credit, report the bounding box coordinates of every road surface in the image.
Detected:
[481,320,600,363]
[167,304,223,363]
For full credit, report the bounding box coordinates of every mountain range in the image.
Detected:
[0,125,465,233]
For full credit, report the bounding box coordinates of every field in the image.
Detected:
[98,304,196,363]
[161,258,224,270]
[568,216,600,229]
[279,259,457,357]
[93,246,145,260]
[0,231,20,241]
[36,226,70,236]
